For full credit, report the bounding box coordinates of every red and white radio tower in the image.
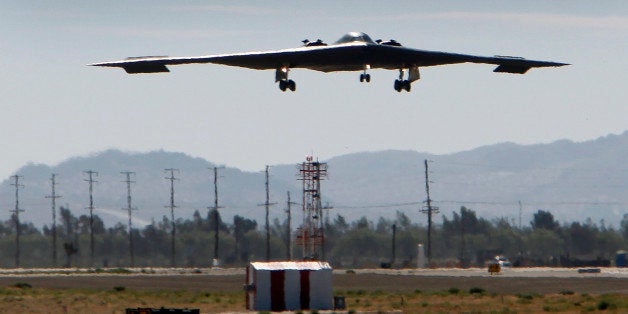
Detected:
[295,155,328,260]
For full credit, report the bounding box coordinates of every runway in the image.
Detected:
[0,267,625,294]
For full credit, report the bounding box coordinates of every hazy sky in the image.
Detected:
[2,1,627,180]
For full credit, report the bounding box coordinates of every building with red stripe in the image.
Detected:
[246,261,333,311]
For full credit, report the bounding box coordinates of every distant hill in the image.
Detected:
[1,132,627,228]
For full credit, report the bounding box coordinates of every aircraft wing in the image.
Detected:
[373,46,569,74]
[90,43,568,74]
[89,45,350,74]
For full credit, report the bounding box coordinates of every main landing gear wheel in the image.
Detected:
[359,74,371,83]
[279,79,296,92]
[394,79,411,92]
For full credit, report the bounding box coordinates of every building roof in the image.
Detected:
[250,261,332,271]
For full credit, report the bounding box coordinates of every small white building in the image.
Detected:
[246,261,333,311]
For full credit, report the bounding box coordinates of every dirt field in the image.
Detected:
[0,268,625,313]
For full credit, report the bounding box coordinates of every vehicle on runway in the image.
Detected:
[91,32,568,92]
[495,255,512,268]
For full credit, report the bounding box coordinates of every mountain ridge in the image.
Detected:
[1,131,626,228]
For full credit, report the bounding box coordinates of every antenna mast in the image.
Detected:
[296,155,328,260]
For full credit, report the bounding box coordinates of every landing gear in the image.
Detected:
[394,79,411,92]
[393,67,419,92]
[275,67,296,92]
[360,64,371,83]
[279,79,296,92]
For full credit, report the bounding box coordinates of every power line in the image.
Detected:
[83,170,98,267]
[434,200,624,206]
[332,200,625,210]
[334,201,423,209]
[164,168,179,267]
[45,173,62,267]
[435,160,628,172]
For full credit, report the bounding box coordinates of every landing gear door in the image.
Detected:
[408,66,420,83]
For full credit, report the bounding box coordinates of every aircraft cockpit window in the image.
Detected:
[334,32,376,44]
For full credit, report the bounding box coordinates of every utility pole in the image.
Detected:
[83,170,98,267]
[208,166,224,266]
[121,171,136,267]
[265,166,271,261]
[517,200,523,258]
[285,191,298,260]
[459,207,466,267]
[258,166,276,261]
[164,168,179,267]
[391,223,397,266]
[321,202,333,261]
[45,174,62,267]
[10,175,24,268]
[518,200,523,230]
[421,159,438,266]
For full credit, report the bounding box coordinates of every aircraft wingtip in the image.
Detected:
[88,62,109,67]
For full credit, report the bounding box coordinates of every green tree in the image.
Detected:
[564,222,597,255]
[524,228,564,262]
[332,215,349,234]
[233,215,257,263]
[531,210,559,230]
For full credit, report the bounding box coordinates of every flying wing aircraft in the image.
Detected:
[90,32,568,92]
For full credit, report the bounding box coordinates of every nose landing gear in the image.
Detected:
[359,64,371,83]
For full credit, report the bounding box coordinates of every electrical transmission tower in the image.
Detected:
[121,171,136,267]
[295,156,328,260]
[45,174,62,267]
[208,166,224,266]
[420,159,438,266]
[164,168,179,267]
[258,166,276,261]
[83,170,98,267]
[10,175,24,268]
